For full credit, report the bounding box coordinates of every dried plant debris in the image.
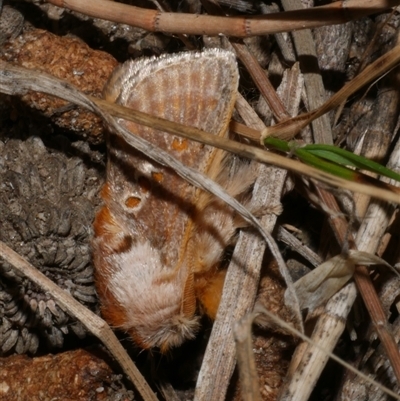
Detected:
[0,8,118,144]
[334,12,400,149]
[292,250,396,312]
[336,272,400,401]
[0,6,24,46]
[0,348,134,401]
[339,316,400,401]
[0,132,103,355]
[339,318,400,401]
[251,261,297,401]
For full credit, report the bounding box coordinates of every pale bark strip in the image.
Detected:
[195,64,303,401]
[280,283,357,401]
[281,0,333,145]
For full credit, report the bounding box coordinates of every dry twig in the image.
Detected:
[44,0,400,37]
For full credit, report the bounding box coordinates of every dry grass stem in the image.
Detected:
[233,42,289,122]
[44,0,400,37]
[277,226,322,268]
[262,42,400,140]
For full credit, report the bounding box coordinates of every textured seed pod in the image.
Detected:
[1,24,117,144]
[0,348,134,400]
[0,133,103,354]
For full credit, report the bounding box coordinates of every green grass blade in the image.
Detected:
[263,137,291,153]
[294,148,358,181]
[264,137,400,183]
[303,144,400,182]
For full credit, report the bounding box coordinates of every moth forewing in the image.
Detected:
[92,49,251,350]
